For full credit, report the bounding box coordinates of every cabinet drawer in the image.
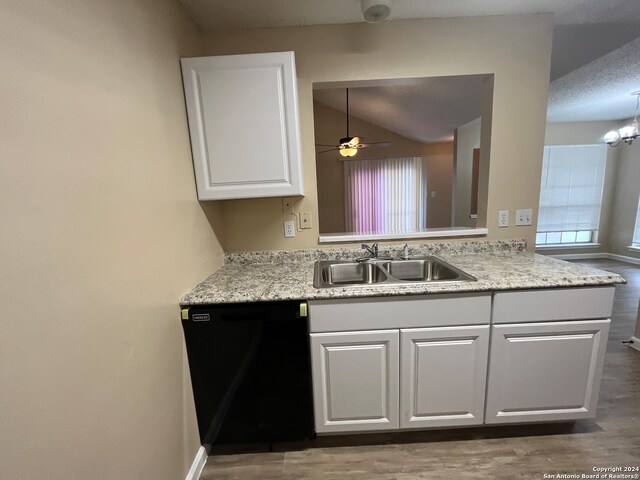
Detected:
[308,294,491,333]
[492,287,614,324]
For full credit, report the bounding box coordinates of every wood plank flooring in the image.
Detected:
[201,259,640,479]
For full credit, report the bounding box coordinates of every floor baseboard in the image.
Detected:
[546,252,640,266]
[548,253,605,260]
[629,337,640,353]
[185,446,208,480]
[606,253,640,266]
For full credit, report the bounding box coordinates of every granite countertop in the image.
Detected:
[180,240,626,306]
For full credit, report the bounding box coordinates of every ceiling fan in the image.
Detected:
[315,88,391,157]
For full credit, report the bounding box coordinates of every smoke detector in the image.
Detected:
[361,0,391,23]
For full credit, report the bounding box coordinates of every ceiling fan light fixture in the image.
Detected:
[339,147,358,157]
[361,0,391,23]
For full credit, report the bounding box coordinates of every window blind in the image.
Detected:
[344,156,427,234]
[537,145,607,235]
[633,197,640,247]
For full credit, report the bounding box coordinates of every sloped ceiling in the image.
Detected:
[547,37,640,122]
[313,75,486,144]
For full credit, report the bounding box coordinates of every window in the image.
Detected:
[344,156,427,234]
[632,197,640,248]
[536,145,607,247]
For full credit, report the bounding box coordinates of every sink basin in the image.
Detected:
[320,262,388,286]
[313,256,476,288]
[381,259,460,282]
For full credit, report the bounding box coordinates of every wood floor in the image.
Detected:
[201,259,640,480]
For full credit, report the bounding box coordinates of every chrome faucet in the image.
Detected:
[357,243,392,262]
[361,243,379,258]
[401,243,410,260]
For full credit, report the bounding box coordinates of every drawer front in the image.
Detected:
[485,319,610,424]
[308,294,491,333]
[492,287,614,324]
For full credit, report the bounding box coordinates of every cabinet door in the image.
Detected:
[485,319,610,424]
[181,52,303,200]
[400,326,489,429]
[310,330,399,433]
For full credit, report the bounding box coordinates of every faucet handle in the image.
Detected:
[360,243,379,258]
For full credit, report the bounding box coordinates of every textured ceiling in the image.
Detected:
[313,76,486,144]
[180,0,640,123]
[181,0,640,31]
[547,37,640,122]
[550,23,640,80]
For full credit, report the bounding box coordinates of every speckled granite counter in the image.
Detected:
[180,240,626,306]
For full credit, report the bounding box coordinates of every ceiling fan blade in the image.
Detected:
[357,142,391,148]
[317,148,339,154]
[315,144,338,147]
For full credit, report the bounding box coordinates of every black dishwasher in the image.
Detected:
[181,301,314,446]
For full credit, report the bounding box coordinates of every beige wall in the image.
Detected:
[454,119,481,227]
[313,101,453,233]
[425,142,455,228]
[537,121,622,256]
[609,136,640,259]
[0,1,223,479]
[636,299,640,339]
[202,15,553,252]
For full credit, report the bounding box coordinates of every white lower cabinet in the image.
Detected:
[309,294,491,434]
[400,325,489,429]
[485,319,610,424]
[308,288,613,435]
[310,330,399,433]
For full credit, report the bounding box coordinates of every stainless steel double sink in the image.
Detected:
[313,256,476,288]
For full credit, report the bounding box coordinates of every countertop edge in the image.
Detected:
[179,274,626,307]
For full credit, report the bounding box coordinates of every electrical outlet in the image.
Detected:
[516,208,533,226]
[498,210,509,228]
[430,191,436,198]
[284,220,296,238]
[281,197,294,213]
[301,212,312,229]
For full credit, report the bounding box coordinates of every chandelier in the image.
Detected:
[604,91,640,147]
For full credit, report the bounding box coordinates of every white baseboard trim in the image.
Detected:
[547,253,606,260]
[606,253,640,266]
[547,252,640,265]
[629,337,640,353]
[185,446,208,480]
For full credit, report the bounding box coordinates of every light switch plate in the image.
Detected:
[301,212,312,229]
[282,197,294,213]
[516,208,533,226]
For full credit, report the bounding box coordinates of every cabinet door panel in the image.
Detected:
[310,330,399,433]
[400,326,489,428]
[485,320,610,424]
[181,52,303,200]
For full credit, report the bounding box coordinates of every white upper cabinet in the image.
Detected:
[181,52,304,200]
